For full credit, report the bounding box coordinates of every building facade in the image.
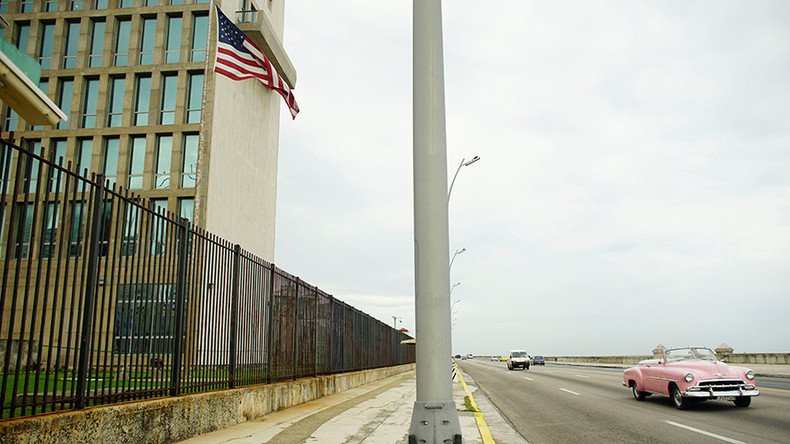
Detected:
[0,0,296,263]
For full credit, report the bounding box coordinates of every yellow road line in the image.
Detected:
[455,364,496,444]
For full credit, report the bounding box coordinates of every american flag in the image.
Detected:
[214,6,299,119]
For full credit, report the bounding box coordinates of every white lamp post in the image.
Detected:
[448,156,480,202]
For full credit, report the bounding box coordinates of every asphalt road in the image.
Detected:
[456,360,790,444]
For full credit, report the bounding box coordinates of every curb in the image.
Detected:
[454,364,495,444]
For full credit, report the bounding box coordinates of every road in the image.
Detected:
[456,360,790,444]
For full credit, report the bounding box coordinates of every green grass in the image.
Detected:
[463,395,478,412]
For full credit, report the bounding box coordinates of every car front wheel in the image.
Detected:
[631,382,648,401]
[733,397,751,408]
[671,385,689,410]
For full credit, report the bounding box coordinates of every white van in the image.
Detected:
[507,350,530,370]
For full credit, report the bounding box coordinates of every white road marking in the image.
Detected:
[663,420,746,444]
[560,388,580,395]
[523,377,533,381]
[576,375,590,378]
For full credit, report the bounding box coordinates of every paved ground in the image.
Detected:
[179,367,527,443]
[178,361,790,443]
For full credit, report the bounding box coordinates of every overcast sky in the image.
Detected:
[273,1,790,356]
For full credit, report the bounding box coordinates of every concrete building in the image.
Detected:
[0,0,297,262]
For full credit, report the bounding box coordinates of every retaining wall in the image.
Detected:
[545,353,790,365]
[0,363,415,444]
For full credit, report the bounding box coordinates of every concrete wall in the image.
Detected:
[545,353,790,365]
[0,364,414,444]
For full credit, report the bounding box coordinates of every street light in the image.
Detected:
[450,282,461,296]
[448,155,480,202]
[392,316,402,329]
[449,248,466,270]
[451,299,461,311]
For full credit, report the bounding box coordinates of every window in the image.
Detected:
[128,136,145,190]
[70,1,84,10]
[89,20,105,68]
[181,134,198,188]
[160,74,177,124]
[119,0,134,7]
[76,138,92,191]
[145,0,159,6]
[114,18,131,66]
[178,198,194,224]
[45,0,58,11]
[57,79,74,130]
[23,140,41,193]
[190,14,208,62]
[113,284,177,355]
[154,135,172,189]
[121,204,138,256]
[139,18,156,65]
[134,75,151,126]
[49,139,67,192]
[19,1,32,13]
[103,137,119,187]
[15,23,30,54]
[94,0,107,9]
[38,22,55,69]
[165,16,182,64]
[32,78,49,130]
[99,201,112,256]
[76,138,93,176]
[169,0,184,5]
[68,202,85,257]
[108,77,125,127]
[150,199,168,256]
[0,2,6,13]
[3,107,19,132]
[40,202,60,259]
[81,78,99,128]
[13,204,34,260]
[186,73,203,124]
[63,21,80,69]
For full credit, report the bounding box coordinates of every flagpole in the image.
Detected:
[409,0,462,443]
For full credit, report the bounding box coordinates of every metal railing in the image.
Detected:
[0,138,413,419]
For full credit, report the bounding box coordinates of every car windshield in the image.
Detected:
[534,355,543,359]
[511,352,527,357]
[664,347,717,363]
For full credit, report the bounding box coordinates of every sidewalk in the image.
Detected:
[178,368,526,444]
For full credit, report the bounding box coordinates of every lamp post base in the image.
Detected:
[408,401,463,444]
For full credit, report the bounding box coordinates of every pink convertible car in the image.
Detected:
[623,347,759,409]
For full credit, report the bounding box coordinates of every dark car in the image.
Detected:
[533,355,545,365]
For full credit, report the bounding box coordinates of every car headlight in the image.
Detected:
[745,370,755,380]
[684,373,694,382]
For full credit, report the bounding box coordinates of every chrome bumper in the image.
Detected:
[684,386,759,398]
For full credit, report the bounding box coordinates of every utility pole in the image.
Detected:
[409,0,462,442]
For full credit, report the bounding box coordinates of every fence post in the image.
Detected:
[266,264,275,384]
[314,286,318,377]
[75,174,105,410]
[170,218,190,396]
[229,244,240,389]
[292,278,300,380]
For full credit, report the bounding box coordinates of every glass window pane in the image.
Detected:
[160,75,177,125]
[14,204,34,259]
[16,23,30,55]
[69,202,85,257]
[178,198,194,224]
[70,1,84,10]
[128,136,146,190]
[50,139,67,192]
[151,199,168,256]
[94,0,107,8]
[119,0,134,7]
[104,137,119,187]
[32,78,49,130]
[46,1,59,11]
[82,78,99,128]
[114,19,131,66]
[63,22,80,69]
[4,108,19,132]
[40,202,60,259]
[140,18,156,65]
[181,134,198,188]
[38,23,55,69]
[186,73,202,124]
[155,135,172,189]
[165,17,182,64]
[108,77,125,127]
[89,20,105,68]
[77,138,93,176]
[134,76,151,126]
[191,15,208,62]
[57,79,74,130]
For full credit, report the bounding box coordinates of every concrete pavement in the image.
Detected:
[178,366,527,444]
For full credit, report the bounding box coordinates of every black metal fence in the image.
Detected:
[0,138,413,419]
